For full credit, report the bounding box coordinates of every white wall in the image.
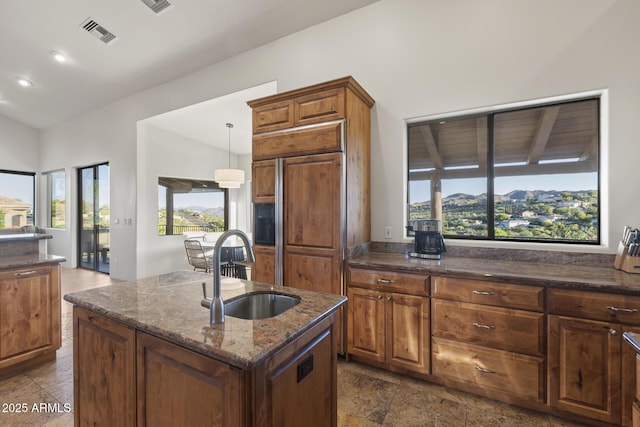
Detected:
[38,0,640,280]
[0,114,39,172]
[135,124,249,278]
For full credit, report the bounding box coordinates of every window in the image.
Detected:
[158,177,228,235]
[407,96,600,244]
[0,169,36,230]
[47,170,66,229]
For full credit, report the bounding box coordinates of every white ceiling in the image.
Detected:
[141,81,277,155]
[0,0,378,130]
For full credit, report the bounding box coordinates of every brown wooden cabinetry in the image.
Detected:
[346,266,430,375]
[0,264,61,374]
[73,306,136,426]
[73,306,339,426]
[137,332,244,427]
[548,288,640,426]
[431,276,545,405]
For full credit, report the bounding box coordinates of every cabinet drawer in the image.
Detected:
[294,88,344,127]
[548,288,640,325]
[432,337,544,403]
[252,122,342,161]
[252,99,294,133]
[348,267,429,296]
[432,276,544,311]
[432,299,544,356]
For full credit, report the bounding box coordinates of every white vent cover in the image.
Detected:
[140,0,173,14]
[80,18,117,44]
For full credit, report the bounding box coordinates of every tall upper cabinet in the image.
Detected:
[247,76,374,300]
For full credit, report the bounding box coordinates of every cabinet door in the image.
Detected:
[268,327,335,427]
[622,325,640,426]
[347,287,385,363]
[252,159,276,204]
[0,265,60,362]
[74,307,136,427]
[548,315,621,424]
[386,293,430,374]
[137,332,244,427]
[253,245,276,285]
[282,153,342,295]
[252,99,294,134]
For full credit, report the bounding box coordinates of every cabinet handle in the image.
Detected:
[377,295,383,300]
[377,278,394,284]
[610,329,618,336]
[14,270,37,276]
[472,290,496,296]
[474,365,496,374]
[387,296,392,302]
[472,322,496,330]
[607,306,638,314]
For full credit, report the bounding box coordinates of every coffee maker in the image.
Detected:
[406,219,446,260]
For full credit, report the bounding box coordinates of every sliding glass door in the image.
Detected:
[78,163,110,273]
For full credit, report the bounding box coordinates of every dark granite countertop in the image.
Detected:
[348,252,640,295]
[0,233,53,242]
[0,254,66,270]
[63,270,346,369]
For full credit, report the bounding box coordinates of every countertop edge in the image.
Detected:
[348,252,640,295]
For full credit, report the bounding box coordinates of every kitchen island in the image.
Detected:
[63,270,346,427]
[0,232,65,375]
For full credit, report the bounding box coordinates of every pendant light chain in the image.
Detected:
[227,122,233,168]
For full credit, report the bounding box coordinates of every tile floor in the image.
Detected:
[0,268,589,426]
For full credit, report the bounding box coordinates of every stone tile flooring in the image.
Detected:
[0,268,590,426]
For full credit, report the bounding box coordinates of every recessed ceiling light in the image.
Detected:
[17,77,34,88]
[51,51,67,63]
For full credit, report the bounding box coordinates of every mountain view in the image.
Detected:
[158,205,225,235]
[410,189,598,241]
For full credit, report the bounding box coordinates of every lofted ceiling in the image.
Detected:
[408,99,599,182]
[0,0,379,130]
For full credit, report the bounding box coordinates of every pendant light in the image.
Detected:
[214,123,245,188]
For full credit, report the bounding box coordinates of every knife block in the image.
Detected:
[614,241,640,274]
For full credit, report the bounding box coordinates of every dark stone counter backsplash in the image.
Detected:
[359,241,615,269]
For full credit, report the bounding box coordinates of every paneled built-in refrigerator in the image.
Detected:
[247,77,374,351]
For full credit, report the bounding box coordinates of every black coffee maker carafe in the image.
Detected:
[406,219,446,260]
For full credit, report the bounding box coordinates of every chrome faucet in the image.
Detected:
[209,229,255,325]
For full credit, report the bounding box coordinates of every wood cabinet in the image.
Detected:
[73,306,339,427]
[74,306,136,426]
[431,276,545,405]
[0,264,61,374]
[137,332,244,427]
[548,288,640,425]
[346,266,430,375]
[248,77,374,298]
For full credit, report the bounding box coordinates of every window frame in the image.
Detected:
[157,177,229,236]
[0,168,36,230]
[46,169,66,229]
[406,90,604,246]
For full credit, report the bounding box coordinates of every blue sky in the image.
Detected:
[0,173,34,204]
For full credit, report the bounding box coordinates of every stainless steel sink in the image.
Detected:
[223,292,301,320]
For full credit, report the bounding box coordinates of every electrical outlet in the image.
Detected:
[384,226,392,239]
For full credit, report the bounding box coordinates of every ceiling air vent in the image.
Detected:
[80,18,117,44]
[140,0,173,14]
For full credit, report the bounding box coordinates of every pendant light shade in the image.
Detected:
[214,123,244,189]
